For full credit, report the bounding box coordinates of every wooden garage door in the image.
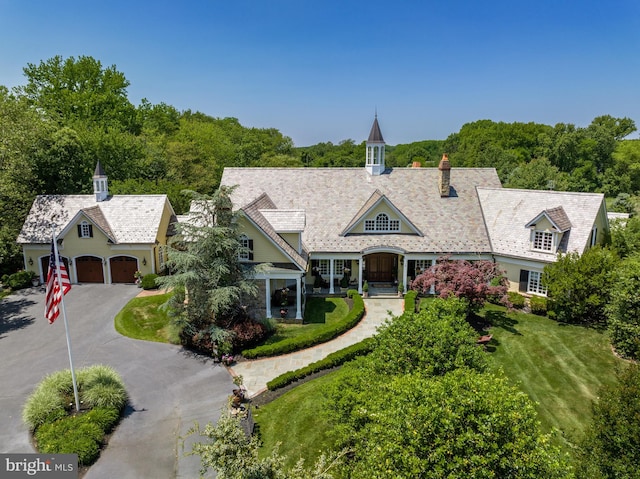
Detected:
[76,256,104,283]
[40,256,70,280]
[110,256,138,283]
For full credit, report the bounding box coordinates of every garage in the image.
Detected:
[110,256,138,283]
[40,256,70,281]
[76,256,105,283]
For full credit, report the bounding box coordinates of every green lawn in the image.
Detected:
[479,304,623,442]
[254,304,625,468]
[260,297,349,346]
[253,373,336,470]
[114,292,180,343]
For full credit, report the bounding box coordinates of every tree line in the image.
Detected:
[2,55,639,275]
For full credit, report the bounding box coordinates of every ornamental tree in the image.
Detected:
[410,256,509,314]
[156,186,262,355]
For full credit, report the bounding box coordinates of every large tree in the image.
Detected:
[410,256,509,314]
[578,364,640,478]
[543,247,619,326]
[156,187,261,355]
[18,55,140,134]
[606,254,640,360]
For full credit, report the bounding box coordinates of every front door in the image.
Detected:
[366,253,396,283]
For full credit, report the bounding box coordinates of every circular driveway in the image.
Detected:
[0,284,232,478]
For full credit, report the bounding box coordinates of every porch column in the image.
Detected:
[265,277,272,319]
[358,256,363,294]
[403,256,408,293]
[295,276,302,320]
[329,259,335,294]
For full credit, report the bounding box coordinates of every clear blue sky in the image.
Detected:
[1,0,639,146]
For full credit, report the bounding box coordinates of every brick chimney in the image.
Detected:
[438,154,451,197]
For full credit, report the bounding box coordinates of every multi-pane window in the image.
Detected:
[80,221,91,238]
[364,213,400,232]
[527,271,547,295]
[533,231,554,251]
[415,259,431,274]
[316,259,329,275]
[158,247,165,269]
[239,235,253,261]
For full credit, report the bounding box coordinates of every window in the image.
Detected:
[77,221,93,238]
[533,231,554,251]
[364,213,401,232]
[590,227,598,247]
[239,235,254,261]
[414,259,431,274]
[158,247,165,270]
[312,259,330,276]
[527,271,547,295]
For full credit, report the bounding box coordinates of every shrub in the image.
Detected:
[35,416,103,466]
[141,273,159,290]
[529,296,547,316]
[230,319,268,350]
[266,338,375,391]
[78,365,127,410]
[22,370,74,430]
[7,270,36,290]
[507,291,525,309]
[404,290,418,313]
[83,407,120,433]
[242,293,366,359]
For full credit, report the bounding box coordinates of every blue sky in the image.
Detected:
[1,0,639,146]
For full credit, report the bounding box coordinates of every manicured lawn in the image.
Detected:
[260,297,349,346]
[114,292,180,343]
[478,304,623,443]
[253,373,335,470]
[254,304,624,468]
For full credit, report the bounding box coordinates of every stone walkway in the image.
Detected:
[229,297,405,397]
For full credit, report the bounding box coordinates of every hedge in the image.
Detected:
[242,291,365,359]
[266,337,375,391]
[404,290,418,313]
[529,295,547,316]
[508,291,526,309]
[141,273,159,290]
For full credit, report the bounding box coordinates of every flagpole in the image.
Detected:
[52,230,80,412]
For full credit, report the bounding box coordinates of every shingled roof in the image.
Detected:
[477,187,604,262]
[18,195,173,245]
[221,167,502,254]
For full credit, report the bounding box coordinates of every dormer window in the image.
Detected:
[533,231,554,252]
[239,235,254,261]
[364,213,400,232]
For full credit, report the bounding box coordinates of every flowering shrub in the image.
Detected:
[221,354,234,366]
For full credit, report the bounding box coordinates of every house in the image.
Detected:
[216,116,609,320]
[18,162,176,284]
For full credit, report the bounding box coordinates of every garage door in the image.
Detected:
[40,256,71,281]
[110,256,138,283]
[76,256,104,283]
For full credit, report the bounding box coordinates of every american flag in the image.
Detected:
[45,241,71,324]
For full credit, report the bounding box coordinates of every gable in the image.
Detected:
[238,217,298,264]
[342,191,422,236]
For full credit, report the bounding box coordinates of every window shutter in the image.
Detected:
[408,260,415,277]
[248,239,253,250]
[519,270,529,292]
[77,225,82,237]
[88,224,93,238]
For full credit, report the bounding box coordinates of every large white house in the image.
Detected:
[216,117,609,320]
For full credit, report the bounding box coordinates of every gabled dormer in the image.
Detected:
[365,115,385,176]
[525,206,571,254]
[341,190,422,236]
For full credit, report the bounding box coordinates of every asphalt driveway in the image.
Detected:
[0,284,232,478]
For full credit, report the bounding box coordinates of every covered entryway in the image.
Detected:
[365,253,397,283]
[76,256,105,283]
[110,256,138,283]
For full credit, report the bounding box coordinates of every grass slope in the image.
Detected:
[254,373,335,470]
[254,304,624,468]
[114,292,179,343]
[480,304,623,441]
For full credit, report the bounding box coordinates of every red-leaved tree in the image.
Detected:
[411,256,510,314]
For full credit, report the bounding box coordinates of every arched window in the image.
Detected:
[375,213,389,231]
[364,213,400,232]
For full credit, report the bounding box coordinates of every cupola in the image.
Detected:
[93,161,109,202]
[365,115,385,176]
